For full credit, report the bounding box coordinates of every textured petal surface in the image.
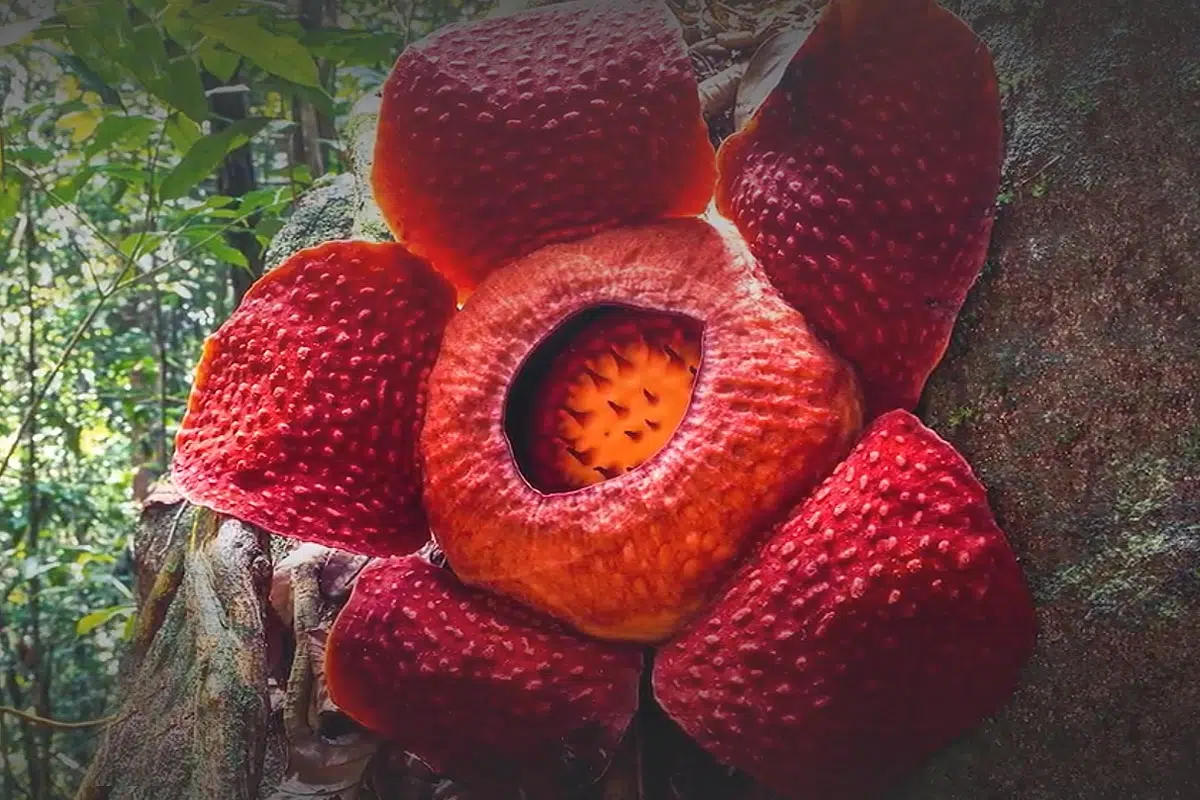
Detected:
[423,219,863,642]
[716,0,1003,416]
[173,241,456,556]
[325,555,643,798]
[654,410,1036,799]
[373,0,716,292]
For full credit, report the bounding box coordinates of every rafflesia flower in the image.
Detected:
[173,0,1037,797]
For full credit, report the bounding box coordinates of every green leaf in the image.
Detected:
[262,78,334,120]
[62,23,125,88]
[51,167,98,204]
[0,177,20,220]
[204,239,250,268]
[109,178,130,206]
[76,606,132,636]
[118,231,166,259]
[198,194,237,210]
[72,550,116,566]
[254,215,284,241]
[125,16,172,82]
[29,16,68,42]
[193,15,320,87]
[160,0,200,47]
[10,146,54,165]
[163,55,210,123]
[301,28,397,65]
[239,187,287,213]
[96,162,155,186]
[84,115,159,157]
[198,40,241,82]
[82,2,152,84]
[284,163,315,190]
[48,47,124,107]
[120,16,207,123]
[65,1,203,122]
[159,116,269,200]
[57,109,101,142]
[165,114,202,151]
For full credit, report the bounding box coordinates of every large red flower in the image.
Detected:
[173,1,1036,797]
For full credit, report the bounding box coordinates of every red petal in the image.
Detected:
[373,0,716,292]
[172,241,455,556]
[654,410,1035,799]
[715,0,1003,416]
[325,555,643,797]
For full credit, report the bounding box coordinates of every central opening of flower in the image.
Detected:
[506,305,704,493]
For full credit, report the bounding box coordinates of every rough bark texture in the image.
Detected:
[80,0,1199,798]
[77,503,277,800]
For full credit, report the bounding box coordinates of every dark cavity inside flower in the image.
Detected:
[506,305,705,493]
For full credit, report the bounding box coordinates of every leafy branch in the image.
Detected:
[0,137,291,483]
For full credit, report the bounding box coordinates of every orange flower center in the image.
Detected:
[508,307,703,493]
[556,324,700,487]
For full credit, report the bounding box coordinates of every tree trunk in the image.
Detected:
[898,0,1200,796]
[290,0,338,178]
[207,72,265,307]
[19,190,54,800]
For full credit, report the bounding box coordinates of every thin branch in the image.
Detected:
[115,201,290,292]
[0,124,167,482]
[63,228,106,293]
[12,169,127,271]
[0,186,289,484]
[0,109,297,484]
[0,706,118,731]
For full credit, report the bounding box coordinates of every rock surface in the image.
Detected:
[901,0,1200,797]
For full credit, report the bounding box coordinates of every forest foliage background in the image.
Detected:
[0,1,492,796]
